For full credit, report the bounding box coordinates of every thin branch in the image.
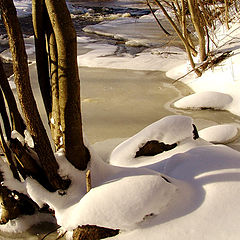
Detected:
[146,0,171,36]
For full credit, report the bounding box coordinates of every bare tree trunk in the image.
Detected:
[47,24,62,150]
[187,0,207,62]
[0,0,69,191]
[0,89,11,140]
[224,0,229,29]
[32,0,52,118]
[0,125,20,180]
[45,0,90,170]
[0,58,25,135]
[180,0,197,56]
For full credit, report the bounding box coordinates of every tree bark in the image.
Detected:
[32,0,52,118]
[45,0,90,170]
[0,124,20,180]
[47,24,62,150]
[0,89,11,140]
[9,138,56,191]
[0,57,25,135]
[187,0,207,62]
[0,0,69,191]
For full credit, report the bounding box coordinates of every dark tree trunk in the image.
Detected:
[0,89,11,140]
[0,125,20,180]
[0,57,25,135]
[32,0,52,118]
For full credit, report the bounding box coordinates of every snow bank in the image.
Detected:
[167,13,240,117]
[109,145,240,240]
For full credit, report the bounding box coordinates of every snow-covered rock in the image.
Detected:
[174,91,233,110]
[199,124,238,144]
[110,115,195,166]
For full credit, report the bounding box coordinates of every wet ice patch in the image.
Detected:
[174,91,233,110]
[199,124,238,144]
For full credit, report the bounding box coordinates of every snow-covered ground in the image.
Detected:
[1,1,240,240]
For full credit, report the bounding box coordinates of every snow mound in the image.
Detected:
[174,91,233,110]
[26,173,177,231]
[110,115,194,166]
[199,124,238,144]
[58,174,176,230]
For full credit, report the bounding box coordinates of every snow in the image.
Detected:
[25,146,177,231]
[174,91,233,110]
[109,115,195,166]
[199,124,238,144]
[110,145,240,240]
[77,44,187,71]
[1,1,240,240]
[13,0,32,18]
[23,115,240,240]
[0,213,55,233]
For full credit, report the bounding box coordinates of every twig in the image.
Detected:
[55,230,67,240]
[172,68,195,84]
[41,226,61,240]
[146,0,171,36]
[86,169,91,193]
